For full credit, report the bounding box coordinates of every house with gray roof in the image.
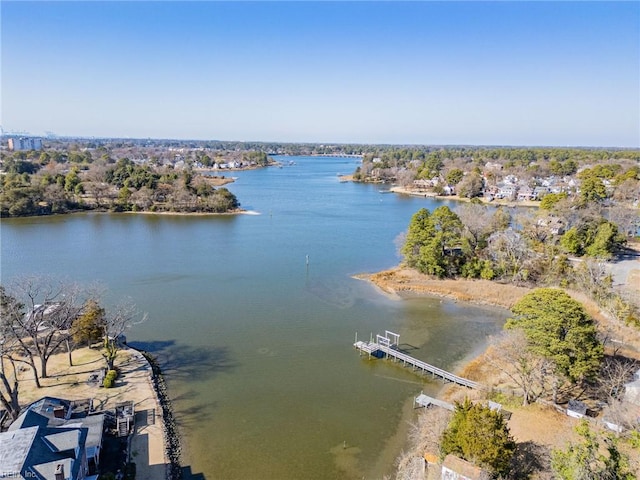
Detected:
[0,397,104,480]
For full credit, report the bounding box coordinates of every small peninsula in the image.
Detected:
[0,140,285,217]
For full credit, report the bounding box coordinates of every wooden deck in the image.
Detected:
[414,393,454,410]
[354,333,480,389]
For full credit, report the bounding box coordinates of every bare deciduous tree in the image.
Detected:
[102,299,147,371]
[601,399,638,434]
[130,186,154,210]
[487,229,533,282]
[1,277,85,387]
[598,356,638,401]
[457,202,494,251]
[0,341,21,421]
[396,407,452,480]
[396,168,417,188]
[485,331,552,406]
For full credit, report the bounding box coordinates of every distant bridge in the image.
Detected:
[353,330,479,389]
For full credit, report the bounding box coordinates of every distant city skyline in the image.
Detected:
[2,1,639,148]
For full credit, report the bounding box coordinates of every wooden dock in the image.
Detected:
[414,393,454,410]
[353,331,479,390]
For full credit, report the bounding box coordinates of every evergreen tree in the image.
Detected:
[441,398,515,477]
[585,222,620,259]
[506,288,603,387]
[72,299,106,347]
[401,206,465,277]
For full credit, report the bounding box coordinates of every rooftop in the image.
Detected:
[0,426,38,479]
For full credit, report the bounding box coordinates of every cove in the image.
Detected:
[1,156,508,479]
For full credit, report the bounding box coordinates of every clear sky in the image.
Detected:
[1,1,639,147]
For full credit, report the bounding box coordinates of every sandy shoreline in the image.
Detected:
[355,267,531,310]
[126,208,249,216]
[337,178,541,207]
[359,266,640,354]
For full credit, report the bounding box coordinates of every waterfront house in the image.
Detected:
[517,186,534,201]
[413,179,434,191]
[441,454,487,480]
[496,184,517,200]
[0,417,92,480]
[0,397,105,479]
[533,186,549,199]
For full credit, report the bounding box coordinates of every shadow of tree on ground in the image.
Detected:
[511,441,552,479]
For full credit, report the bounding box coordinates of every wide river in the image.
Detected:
[1,156,508,479]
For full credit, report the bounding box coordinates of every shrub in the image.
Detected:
[103,369,118,388]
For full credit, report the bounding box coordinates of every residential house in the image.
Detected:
[517,186,534,201]
[550,183,570,195]
[441,454,487,480]
[533,186,549,200]
[413,179,431,190]
[0,397,104,480]
[496,184,517,200]
[484,162,502,171]
[483,185,499,201]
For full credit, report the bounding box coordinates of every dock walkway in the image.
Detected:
[414,393,454,410]
[353,330,479,389]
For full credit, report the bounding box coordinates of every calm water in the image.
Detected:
[1,156,507,479]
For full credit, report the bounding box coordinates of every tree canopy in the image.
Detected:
[440,398,516,477]
[401,206,466,277]
[506,288,603,384]
[72,299,105,346]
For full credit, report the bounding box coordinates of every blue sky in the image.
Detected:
[2,1,639,147]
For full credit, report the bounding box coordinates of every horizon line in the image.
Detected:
[1,133,639,151]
